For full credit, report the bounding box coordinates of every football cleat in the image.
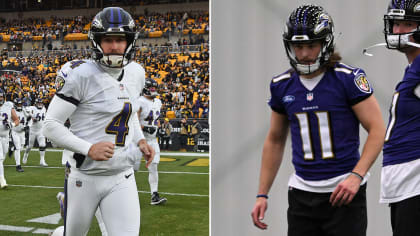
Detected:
[0,176,8,189]
[151,192,167,205]
[40,162,48,167]
[16,165,24,172]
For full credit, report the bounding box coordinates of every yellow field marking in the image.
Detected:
[186,158,209,167]
[141,157,176,162]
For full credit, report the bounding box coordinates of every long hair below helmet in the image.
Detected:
[283,4,335,74]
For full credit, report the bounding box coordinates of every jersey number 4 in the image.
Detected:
[105,102,132,146]
[296,111,334,160]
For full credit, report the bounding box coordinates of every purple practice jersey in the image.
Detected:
[268,63,373,181]
[383,55,420,167]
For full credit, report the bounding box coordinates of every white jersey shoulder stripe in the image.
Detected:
[334,67,352,74]
[338,62,356,70]
[272,73,291,83]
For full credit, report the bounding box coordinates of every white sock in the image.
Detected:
[40,150,46,163]
[148,163,159,194]
[0,161,4,176]
[14,149,21,166]
[24,148,31,158]
[95,208,108,236]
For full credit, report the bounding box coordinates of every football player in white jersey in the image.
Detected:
[23,98,48,166]
[0,92,20,188]
[137,78,167,205]
[43,7,154,236]
[12,98,32,172]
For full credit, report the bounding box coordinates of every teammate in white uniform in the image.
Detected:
[43,7,154,236]
[137,78,167,205]
[12,98,32,172]
[0,92,20,188]
[23,98,48,166]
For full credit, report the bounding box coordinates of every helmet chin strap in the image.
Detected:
[100,54,126,68]
[363,33,420,56]
[295,60,321,74]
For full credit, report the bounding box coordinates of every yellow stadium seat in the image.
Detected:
[2,35,10,42]
[166,110,176,119]
[148,31,163,38]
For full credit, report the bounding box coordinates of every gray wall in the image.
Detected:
[212,0,406,235]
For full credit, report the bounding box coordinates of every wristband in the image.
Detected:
[350,171,364,181]
[256,194,268,199]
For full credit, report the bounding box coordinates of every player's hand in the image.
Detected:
[88,142,115,161]
[138,139,154,168]
[330,174,362,207]
[251,198,268,230]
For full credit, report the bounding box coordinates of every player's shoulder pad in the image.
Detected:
[335,63,372,93]
[4,101,13,109]
[56,60,95,92]
[271,69,293,84]
[59,59,93,77]
[125,62,145,79]
[334,63,361,75]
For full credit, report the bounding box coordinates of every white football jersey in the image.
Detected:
[13,107,33,132]
[31,106,46,132]
[0,101,14,137]
[55,59,145,174]
[138,97,162,140]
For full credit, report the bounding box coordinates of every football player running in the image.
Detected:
[23,98,48,166]
[376,1,420,235]
[251,5,386,236]
[0,92,20,188]
[43,7,154,236]
[136,78,167,205]
[12,98,32,172]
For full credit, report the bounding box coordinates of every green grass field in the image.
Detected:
[0,149,209,235]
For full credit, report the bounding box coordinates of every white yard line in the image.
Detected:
[8,184,209,197]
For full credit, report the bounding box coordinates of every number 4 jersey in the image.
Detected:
[54,59,145,173]
[268,63,373,181]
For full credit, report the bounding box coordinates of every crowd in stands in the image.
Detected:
[0,42,209,120]
[0,10,208,42]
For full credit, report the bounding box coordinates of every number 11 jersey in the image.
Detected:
[268,63,373,181]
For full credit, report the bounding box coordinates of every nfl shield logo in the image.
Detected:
[76,180,82,187]
[119,84,124,91]
[306,93,314,101]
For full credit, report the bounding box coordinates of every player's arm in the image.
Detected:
[330,95,385,206]
[251,111,289,230]
[43,96,113,161]
[11,108,19,127]
[132,111,154,168]
[137,108,145,130]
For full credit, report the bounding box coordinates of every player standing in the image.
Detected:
[251,5,386,235]
[12,98,32,172]
[43,7,154,235]
[0,92,20,188]
[377,1,420,235]
[23,98,48,166]
[136,78,167,205]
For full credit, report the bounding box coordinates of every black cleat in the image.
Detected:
[16,165,24,172]
[151,192,167,205]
